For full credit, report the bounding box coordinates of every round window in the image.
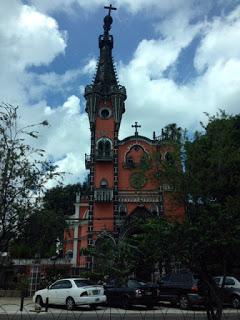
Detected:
[100,108,111,119]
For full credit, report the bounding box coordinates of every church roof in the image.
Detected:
[118,135,156,145]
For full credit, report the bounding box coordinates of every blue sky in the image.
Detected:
[1,0,240,185]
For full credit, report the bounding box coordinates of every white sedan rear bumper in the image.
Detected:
[75,294,107,306]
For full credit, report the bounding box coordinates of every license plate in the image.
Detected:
[145,291,152,295]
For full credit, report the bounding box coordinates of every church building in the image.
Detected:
[64,6,185,271]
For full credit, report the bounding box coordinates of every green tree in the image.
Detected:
[179,113,240,319]
[0,103,59,254]
[43,182,89,216]
[9,208,65,258]
[134,114,240,319]
[161,123,183,143]
[10,182,90,259]
[82,231,139,283]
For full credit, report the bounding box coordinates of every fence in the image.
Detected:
[0,296,239,320]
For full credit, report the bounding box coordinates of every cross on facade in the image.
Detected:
[104,4,117,16]
[132,122,141,136]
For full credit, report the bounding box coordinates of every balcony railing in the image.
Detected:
[94,188,113,202]
[95,151,113,161]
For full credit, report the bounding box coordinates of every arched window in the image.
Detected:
[98,141,104,156]
[100,178,108,188]
[150,204,159,216]
[65,250,73,261]
[119,203,127,217]
[125,156,134,168]
[124,144,148,168]
[97,138,112,158]
[105,140,111,156]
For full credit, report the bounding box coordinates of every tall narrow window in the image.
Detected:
[105,141,111,156]
[100,179,108,188]
[97,138,112,157]
[98,141,104,156]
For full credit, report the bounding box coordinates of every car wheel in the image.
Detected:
[179,295,189,309]
[35,296,43,307]
[232,296,240,309]
[121,296,130,309]
[66,297,75,310]
[170,301,177,307]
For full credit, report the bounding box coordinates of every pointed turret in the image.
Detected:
[94,12,118,87]
[84,5,127,126]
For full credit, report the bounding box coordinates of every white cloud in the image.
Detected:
[26,69,82,102]
[29,0,207,16]
[0,1,89,185]
[43,99,90,184]
[29,0,105,14]
[194,6,240,72]
[18,96,90,185]
[1,1,240,186]
[118,4,240,139]
[0,1,67,106]
[2,4,66,70]
[82,58,97,75]
[62,95,80,115]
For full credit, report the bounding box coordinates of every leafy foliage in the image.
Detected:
[181,112,240,273]
[0,104,60,253]
[10,182,90,258]
[43,182,89,216]
[82,231,139,283]
[154,113,240,320]
[9,208,65,258]
[118,114,240,319]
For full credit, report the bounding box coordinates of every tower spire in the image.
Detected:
[85,4,126,126]
[93,5,118,88]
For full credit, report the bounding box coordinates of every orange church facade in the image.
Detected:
[64,8,185,271]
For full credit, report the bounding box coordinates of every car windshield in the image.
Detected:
[74,279,95,287]
[128,280,147,288]
[213,277,221,285]
[160,274,170,281]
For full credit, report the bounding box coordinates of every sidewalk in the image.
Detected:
[0,297,34,314]
[0,297,239,316]
[0,298,188,315]
[0,297,32,305]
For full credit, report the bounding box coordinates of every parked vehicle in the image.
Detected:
[104,279,159,309]
[213,276,240,289]
[33,278,106,310]
[158,271,204,309]
[213,276,240,309]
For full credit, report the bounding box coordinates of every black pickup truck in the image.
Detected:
[104,279,159,309]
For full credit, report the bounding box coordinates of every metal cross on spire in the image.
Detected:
[132,122,141,136]
[104,4,117,16]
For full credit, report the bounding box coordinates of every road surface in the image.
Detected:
[0,297,239,320]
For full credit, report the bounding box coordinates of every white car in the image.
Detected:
[33,278,106,310]
[213,276,240,289]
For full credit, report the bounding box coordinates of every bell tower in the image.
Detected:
[64,5,186,271]
[84,5,127,265]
